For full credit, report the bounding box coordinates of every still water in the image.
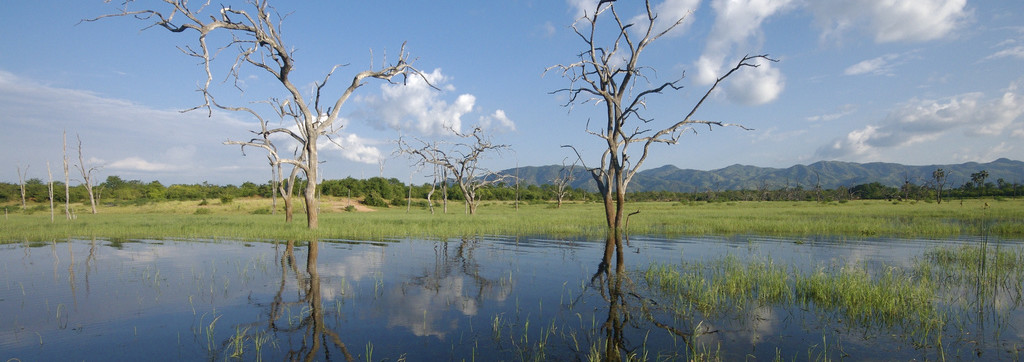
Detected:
[1,235,1021,360]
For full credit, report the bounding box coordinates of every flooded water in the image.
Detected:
[1,235,1022,360]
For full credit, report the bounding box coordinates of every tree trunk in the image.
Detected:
[304,140,320,229]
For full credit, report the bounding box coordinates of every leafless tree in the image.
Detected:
[75,135,101,214]
[16,164,28,211]
[63,131,72,219]
[398,126,512,215]
[47,161,55,222]
[552,157,578,208]
[90,0,427,229]
[548,0,773,255]
[932,168,947,204]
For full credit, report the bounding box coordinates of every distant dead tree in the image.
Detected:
[932,168,947,204]
[46,162,55,222]
[551,157,578,208]
[16,164,28,210]
[63,131,72,219]
[75,135,101,214]
[548,0,772,248]
[89,0,428,229]
[398,126,511,215]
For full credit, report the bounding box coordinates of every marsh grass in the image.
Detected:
[3,198,1022,242]
[644,245,1024,357]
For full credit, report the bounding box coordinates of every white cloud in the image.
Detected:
[108,157,182,172]
[844,53,904,76]
[354,68,475,136]
[567,0,600,19]
[629,0,702,37]
[817,88,1024,159]
[985,46,1024,61]
[723,59,784,105]
[479,109,517,133]
[693,0,791,104]
[0,69,262,184]
[325,133,384,165]
[806,104,856,122]
[808,0,970,44]
[694,0,793,83]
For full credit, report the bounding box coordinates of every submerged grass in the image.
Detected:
[2,197,1022,242]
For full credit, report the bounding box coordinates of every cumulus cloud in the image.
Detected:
[323,133,384,164]
[693,0,791,104]
[354,68,475,136]
[723,59,785,105]
[808,0,970,44]
[817,88,1024,159]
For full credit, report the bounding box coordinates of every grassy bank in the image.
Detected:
[1,197,1022,242]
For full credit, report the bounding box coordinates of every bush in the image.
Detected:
[390,197,405,207]
[344,205,356,212]
[250,208,271,215]
[199,199,209,206]
[194,208,212,215]
[362,192,388,208]
[220,196,234,204]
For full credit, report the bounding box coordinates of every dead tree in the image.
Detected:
[63,131,72,219]
[398,126,512,215]
[75,135,101,214]
[16,164,28,211]
[552,157,578,208]
[90,0,427,229]
[932,168,947,204]
[548,0,772,246]
[46,162,55,222]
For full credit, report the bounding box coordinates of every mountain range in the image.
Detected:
[500,158,1024,192]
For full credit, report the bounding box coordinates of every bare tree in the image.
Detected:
[398,126,512,215]
[932,168,947,204]
[551,157,578,208]
[76,135,101,214]
[548,0,772,243]
[90,0,427,229]
[63,131,72,220]
[47,161,55,222]
[16,164,28,211]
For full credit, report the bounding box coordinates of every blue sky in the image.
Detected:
[1,0,1022,185]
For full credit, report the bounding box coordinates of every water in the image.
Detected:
[1,236,1021,360]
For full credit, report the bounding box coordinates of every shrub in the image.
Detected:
[344,205,356,212]
[362,192,388,208]
[199,199,209,206]
[220,196,234,204]
[194,208,212,215]
[250,208,271,215]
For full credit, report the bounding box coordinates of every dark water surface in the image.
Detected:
[1,236,1022,360]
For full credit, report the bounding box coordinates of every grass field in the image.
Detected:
[2,196,1022,242]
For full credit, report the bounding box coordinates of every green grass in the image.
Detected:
[1,197,1022,242]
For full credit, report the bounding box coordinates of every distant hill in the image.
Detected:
[501,158,1024,192]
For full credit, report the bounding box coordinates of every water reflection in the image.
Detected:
[1,236,1023,360]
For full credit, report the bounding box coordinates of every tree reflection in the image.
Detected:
[269,240,354,361]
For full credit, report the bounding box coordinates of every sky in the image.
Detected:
[1,0,1022,185]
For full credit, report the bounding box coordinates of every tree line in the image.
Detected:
[3,169,1017,210]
